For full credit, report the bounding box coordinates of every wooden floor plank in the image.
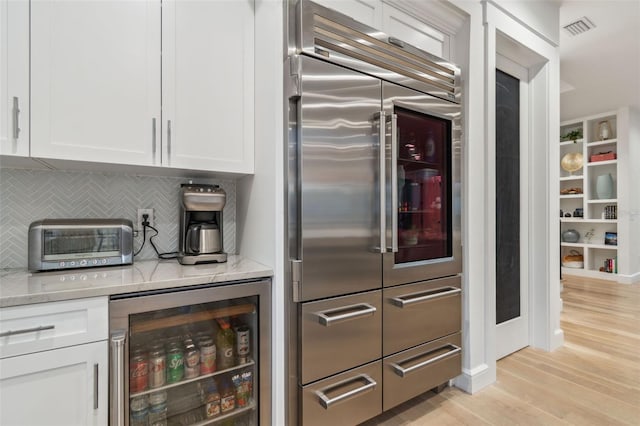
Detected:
[362,276,640,425]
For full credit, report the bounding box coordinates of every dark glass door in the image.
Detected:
[382,81,462,287]
[395,106,452,264]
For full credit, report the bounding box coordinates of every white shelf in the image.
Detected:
[587,198,617,204]
[560,139,584,146]
[559,194,583,199]
[561,267,617,281]
[560,242,617,250]
[587,139,617,146]
[586,159,617,167]
[560,218,617,223]
[559,175,583,181]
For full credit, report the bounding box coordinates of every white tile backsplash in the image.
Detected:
[0,168,236,269]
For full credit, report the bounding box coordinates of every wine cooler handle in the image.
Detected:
[389,113,398,253]
[316,374,377,409]
[315,303,377,327]
[378,111,387,253]
[110,330,126,426]
[152,118,157,163]
[391,287,461,308]
[390,344,461,377]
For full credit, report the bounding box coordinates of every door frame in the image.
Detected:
[495,54,530,360]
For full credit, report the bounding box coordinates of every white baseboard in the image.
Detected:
[453,363,495,394]
[618,272,640,284]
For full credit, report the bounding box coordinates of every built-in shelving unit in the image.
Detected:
[560,111,619,280]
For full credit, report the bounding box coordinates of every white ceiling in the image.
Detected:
[559,0,640,121]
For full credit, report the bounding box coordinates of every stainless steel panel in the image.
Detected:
[301,291,381,384]
[382,81,462,286]
[383,276,461,356]
[295,0,461,103]
[383,333,461,411]
[295,55,383,301]
[301,360,382,426]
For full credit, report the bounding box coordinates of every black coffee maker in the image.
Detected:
[178,183,227,265]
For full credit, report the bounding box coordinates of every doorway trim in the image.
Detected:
[483,2,564,376]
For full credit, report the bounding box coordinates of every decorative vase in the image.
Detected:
[562,229,580,243]
[596,173,614,199]
[598,120,611,141]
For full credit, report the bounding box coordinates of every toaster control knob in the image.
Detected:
[93,259,99,265]
[80,260,87,266]
[60,261,66,267]
[101,259,107,264]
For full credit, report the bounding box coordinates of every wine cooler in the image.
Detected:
[109,279,271,426]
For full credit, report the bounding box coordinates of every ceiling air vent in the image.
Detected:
[563,17,596,36]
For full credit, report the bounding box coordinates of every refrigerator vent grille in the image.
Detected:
[312,13,456,96]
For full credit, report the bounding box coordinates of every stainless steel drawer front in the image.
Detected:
[301,291,382,384]
[302,361,382,426]
[383,276,461,356]
[383,333,462,411]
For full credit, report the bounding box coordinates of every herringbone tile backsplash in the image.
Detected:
[0,168,236,269]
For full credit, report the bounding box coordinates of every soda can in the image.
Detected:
[198,336,216,375]
[129,348,149,393]
[166,342,184,384]
[148,345,166,388]
[184,339,200,379]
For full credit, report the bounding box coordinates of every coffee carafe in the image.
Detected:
[178,183,227,265]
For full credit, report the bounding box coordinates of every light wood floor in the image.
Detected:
[363,276,640,425]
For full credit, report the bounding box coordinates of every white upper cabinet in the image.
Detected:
[381,3,449,59]
[162,0,254,174]
[312,0,381,28]
[30,0,161,166]
[0,0,29,157]
[29,0,255,174]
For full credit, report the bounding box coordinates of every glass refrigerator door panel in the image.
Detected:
[127,296,258,426]
[395,106,452,265]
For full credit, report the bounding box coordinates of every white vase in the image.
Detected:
[596,173,614,199]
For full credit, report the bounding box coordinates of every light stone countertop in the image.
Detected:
[0,255,272,308]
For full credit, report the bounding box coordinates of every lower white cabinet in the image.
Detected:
[0,340,108,426]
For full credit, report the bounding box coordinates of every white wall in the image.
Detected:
[491,0,560,45]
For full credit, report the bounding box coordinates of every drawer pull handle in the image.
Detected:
[390,344,461,377]
[316,373,377,409]
[94,363,99,410]
[0,325,55,338]
[390,287,461,308]
[316,303,377,327]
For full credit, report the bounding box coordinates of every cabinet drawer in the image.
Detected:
[0,297,108,358]
[383,333,461,411]
[301,290,381,384]
[383,275,461,356]
[301,360,382,426]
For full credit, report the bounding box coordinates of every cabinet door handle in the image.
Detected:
[315,303,377,327]
[12,96,20,141]
[0,324,55,338]
[388,37,405,49]
[315,374,377,409]
[389,344,461,377]
[110,330,126,426]
[152,118,157,162]
[167,120,172,163]
[94,363,99,410]
[390,286,461,308]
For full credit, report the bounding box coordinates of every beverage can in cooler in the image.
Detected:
[148,344,166,388]
[199,336,216,375]
[129,348,149,393]
[166,342,184,383]
[235,325,250,364]
[184,339,200,379]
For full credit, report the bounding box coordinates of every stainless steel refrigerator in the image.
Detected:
[286,1,463,424]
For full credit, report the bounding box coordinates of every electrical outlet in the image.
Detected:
[137,208,154,228]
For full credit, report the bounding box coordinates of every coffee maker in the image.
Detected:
[178,183,227,265]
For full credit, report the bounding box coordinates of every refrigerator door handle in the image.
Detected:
[389,344,461,377]
[110,330,126,426]
[315,303,377,326]
[315,374,377,409]
[376,111,386,253]
[389,113,398,253]
[390,286,461,308]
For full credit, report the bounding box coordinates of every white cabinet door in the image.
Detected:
[0,341,108,426]
[162,0,254,174]
[0,0,29,156]
[30,0,161,166]
[381,3,449,59]
[312,0,380,28]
